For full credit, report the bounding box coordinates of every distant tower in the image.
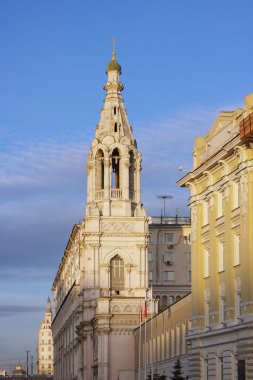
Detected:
[37,297,54,375]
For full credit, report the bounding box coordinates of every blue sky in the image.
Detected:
[1,0,253,372]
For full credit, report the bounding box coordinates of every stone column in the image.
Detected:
[103,158,110,201]
[135,154,141,205]
[97,323,110,380]
[122,158,130,200]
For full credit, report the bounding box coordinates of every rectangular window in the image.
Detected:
[164,252,174,264]
[234,234,240,266]
[204,249,209,278]
[218,242,224,272]
[188,270,192,282]
[163,271,174,281]
[233,182,239,209]
[217,192,223,218]
[148,251,153,261]
[149,271,153,281]
[202,201,208,226]
[235,291,241,319]
[238,360,246,380]
[165,233,174,244]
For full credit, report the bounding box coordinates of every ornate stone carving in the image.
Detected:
[191,206,197,242]
[240,174,248,216]
[102,135,115,145]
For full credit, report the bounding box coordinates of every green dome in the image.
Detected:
[106,52,122,74]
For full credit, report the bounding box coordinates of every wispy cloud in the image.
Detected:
[0,103,233,273]
[0,305,44,318]
[0,267,53,283]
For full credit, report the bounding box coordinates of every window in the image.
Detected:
[233,182,239,209]
[163,271,174,281]
[219,290,225,324]
[48,340,51,344]
[164,252,173,264]
[129,151,135,200]
[234,234,240,266]
[202,201,208,226]
[188,270,191,282]
[218,242,224,272]
[48,364,52,369]
[110,255,124,291]
[238,360,246,380]
[148,252,153,261]
[162,295,167,307]
[149,271,153,281]
[95,149,104,191]
[114,106,117,115]
[112,148,120,188]
[168,295,175,305]
[114,122,118,132]
[217,192,223,218]
[204,249,209,278]
[165,233,174,244]
[220,357,224,380]
[48,347,51,351]
[49,355,51,359]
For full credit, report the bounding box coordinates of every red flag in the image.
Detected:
[139,302,143,322]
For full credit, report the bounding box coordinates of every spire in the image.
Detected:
[45,297,52,313]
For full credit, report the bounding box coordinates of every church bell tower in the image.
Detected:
[76,51,149,380]
[86,51,143,218]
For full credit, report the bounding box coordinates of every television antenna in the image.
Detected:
[157,195,173,217]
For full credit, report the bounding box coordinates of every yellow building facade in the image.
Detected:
[178,94,253,379]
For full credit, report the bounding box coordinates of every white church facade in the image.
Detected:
[51,51,151,380]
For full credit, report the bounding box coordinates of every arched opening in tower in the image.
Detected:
[95,149,104,191]
[110,255,124,293]
[129,150,135,200]
[112,148,120,189]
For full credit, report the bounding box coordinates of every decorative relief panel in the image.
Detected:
[102,223,134,233]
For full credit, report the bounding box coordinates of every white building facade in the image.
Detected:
[52,52,150,380]
[37,297,54,375]
[148,216,191,310]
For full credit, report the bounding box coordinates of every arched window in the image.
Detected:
[162,295,167,307]
[114,122,118,132]
[176,295,181,302]
[168,295,175,305]
[112,148,120,188]
[95,149,104,191]
[114,106,117,115]
[110,255,124,292]
[129,151,135,199]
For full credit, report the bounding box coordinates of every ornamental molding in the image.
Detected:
[191,206,197,242]
[240,174,248,216]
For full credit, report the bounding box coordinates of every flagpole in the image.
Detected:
[150,287,154,380]
[138,300,142,380]
[144,293,147,380]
